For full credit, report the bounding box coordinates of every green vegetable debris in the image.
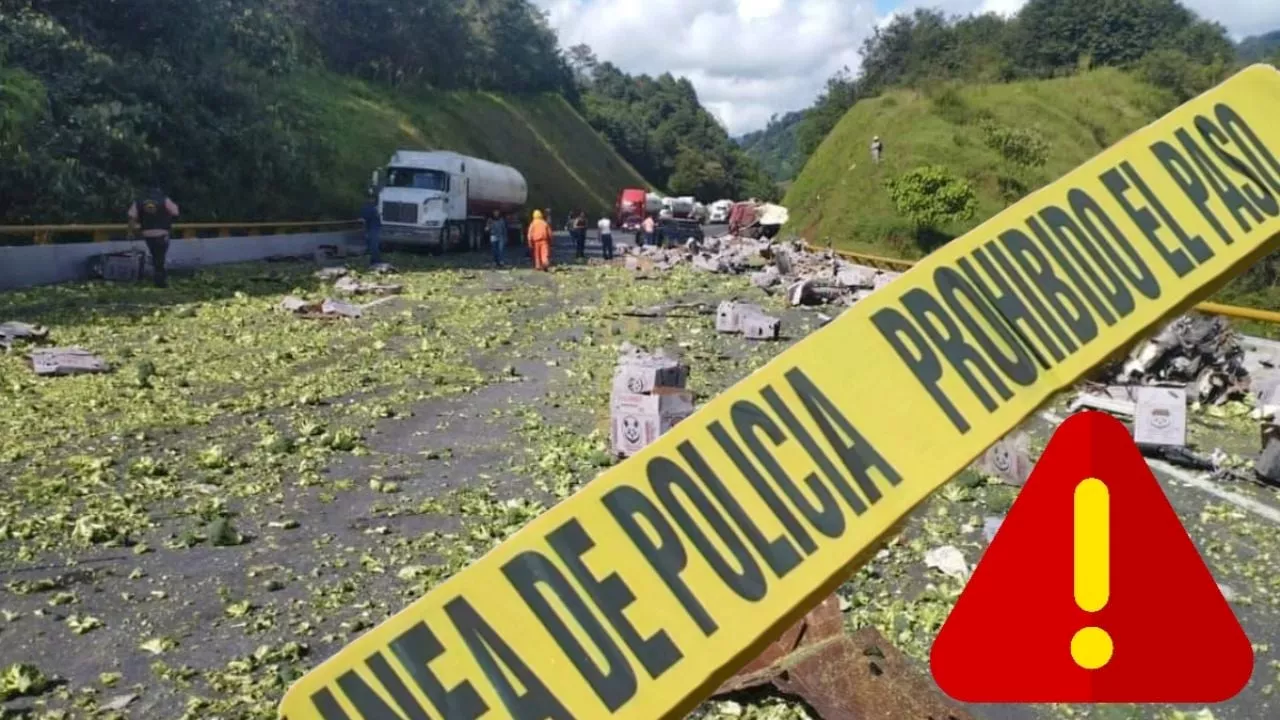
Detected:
[2,252,1278,720]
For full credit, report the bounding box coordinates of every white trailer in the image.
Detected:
[372,150,528,252]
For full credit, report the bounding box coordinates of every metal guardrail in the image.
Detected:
[832,248,1280,326]
[0,220,361,245]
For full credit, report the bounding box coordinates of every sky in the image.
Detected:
[532,0,1280,136]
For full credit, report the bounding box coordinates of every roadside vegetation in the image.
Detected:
[784,69,1174,256]
[0,0,768,228]
[4,255,1279,719]
[745,0,1244,185]
[565,45,779,202]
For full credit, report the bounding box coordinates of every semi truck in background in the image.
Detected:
[615,189,662,231]
[372,150,527,252]
[661,196,694,219]
[615,188,703,240]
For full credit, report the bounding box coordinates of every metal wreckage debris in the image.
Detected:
[712,595,978,720]
[621,234,902,310]
[1107,313,1250,405]
[1064,312,1266,479]
[0,321,49,352]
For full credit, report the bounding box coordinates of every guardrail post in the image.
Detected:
[218,227,231,238]
[93,230,108,243]
[183,228,197,240]
[34,230,50,245]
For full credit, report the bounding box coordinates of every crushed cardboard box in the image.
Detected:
[30,348,110,376]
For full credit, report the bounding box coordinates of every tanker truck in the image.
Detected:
[660,196,695,219]
[371,150,528,252]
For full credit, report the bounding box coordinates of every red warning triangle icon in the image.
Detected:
[930,411,1253,703]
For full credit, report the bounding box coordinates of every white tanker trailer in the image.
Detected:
[372,150,528,252]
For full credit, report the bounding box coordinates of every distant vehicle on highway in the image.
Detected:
[371,150,526,252]
[616,187,702,238]
[615,188,649,232]
[661,195,695,219]
[657,216,705,246]
[709,199,734,224]
[691,201,710,224]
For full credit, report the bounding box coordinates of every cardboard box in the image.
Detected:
[717,301,774,335]
[1134,387,1187,447]
[836,265,877,289]
[740,309,781,340]
[98,251,146,282]
[610,388,695,457]
[716,301,743,333]
[874,271,903,291]
[612,350,688,395]
[30,348,109,376]
[977,431,1032,486]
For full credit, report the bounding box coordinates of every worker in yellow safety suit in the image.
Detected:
[527,209,553,271]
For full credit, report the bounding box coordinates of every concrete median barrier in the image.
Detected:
[0,230,362,291]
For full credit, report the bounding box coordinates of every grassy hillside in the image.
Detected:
[783,69,1176,257]
[289,72,649,220]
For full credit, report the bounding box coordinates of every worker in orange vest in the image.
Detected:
[527,209,553,271]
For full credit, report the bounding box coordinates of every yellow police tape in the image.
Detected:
[280,64,1280,720]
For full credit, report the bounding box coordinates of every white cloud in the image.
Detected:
[536,0,877,134]
[534,0,1280,135]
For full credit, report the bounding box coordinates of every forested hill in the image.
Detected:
[1239,31,1280,62]
[737,111,805,184]
[743,0,1245,185]
[0,0,761,224]
[782,0,1269,256]
[565,46,778,202]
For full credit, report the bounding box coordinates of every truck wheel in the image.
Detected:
[446,223,463,253]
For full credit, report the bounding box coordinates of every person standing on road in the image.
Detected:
[571,210,588,259]
[641,214,656,248]
[871,136,883,164]
[528,209,553,271]
[487,209,508,268]
[127,186,180,288]
[597,215,614,261]
[360,194,383,266]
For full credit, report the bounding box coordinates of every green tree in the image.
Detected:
[0,0,586,223]
[884,166,978,230]
[576,55,777,199]
[1007,0,1233,76]
[738,111,805,181]
[1135,48,1226,102]
[1238,31,1280,62]
[796,69,859,159]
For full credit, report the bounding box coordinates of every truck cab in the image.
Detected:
[615,188,648,232]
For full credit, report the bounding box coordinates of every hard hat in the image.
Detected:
[533,210,543,220]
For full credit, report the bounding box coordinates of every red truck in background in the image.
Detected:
[615,188,649,232]
[615,188,703,241]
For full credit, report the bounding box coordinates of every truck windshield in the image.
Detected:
[386,167,449,192]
